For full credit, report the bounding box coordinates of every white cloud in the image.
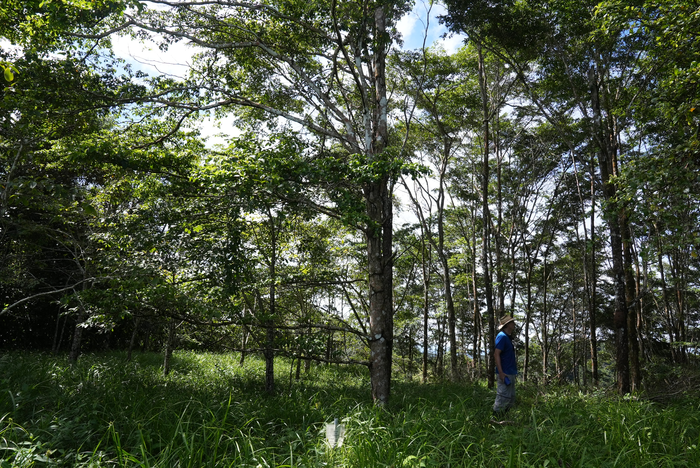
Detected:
[433,32,466,55]
[396,10,419,42]
[397,1,465,53]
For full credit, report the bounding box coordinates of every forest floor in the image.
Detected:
[1,350,699,467]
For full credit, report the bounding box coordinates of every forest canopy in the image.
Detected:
[1,0,699,403]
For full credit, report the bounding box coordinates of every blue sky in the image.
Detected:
[397,1,464,53]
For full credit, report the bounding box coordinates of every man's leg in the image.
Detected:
[493,374,515,414]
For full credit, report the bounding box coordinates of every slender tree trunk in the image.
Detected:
[524,256,533,382]
[325,331,333,362]
[264,216,277,394]
[468,202,481,372]
[57,311,68,354]
[437,186,458,381]
[637,242,651,361]
[240,324,247,365]
[477,44,496,389]
[623,217,640,391]
[509,245,517,317]
[589,159,599,385]
[422,241,431,383]
[495,116,505,321]
[473,272,481,371]
[69,279,90,364]
[542,259,549,381]
[163,320,176,376]
[671,250,688,362]
[633,242,647,366]
[52,309,63,354]
[69,307,85,364]
[442,256,458,380]
[656,232,677,362]
[589,65,629,394]
[572,293,578,386]
[127,315,141,362]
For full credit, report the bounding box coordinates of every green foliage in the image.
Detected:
[439,0,552,54]
[0,0,130,50]
[2,351,700,467]
[1,62,18,88]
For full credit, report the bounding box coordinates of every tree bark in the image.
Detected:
[422,240,431,383]
[69,307,85,364]
[264,213,278,394]
[588,157,599,385]
[542,258,549,381]
[623,217,641,391]
[523,249,533,382]
[436,146,458,381]
[364,4,393,406]
[127,315,141,362]
[477,44,496,389]
[163,319,176,376]
[589,65,629,394]
[366,175,393,404]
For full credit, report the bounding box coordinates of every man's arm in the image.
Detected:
[494,347,505,382]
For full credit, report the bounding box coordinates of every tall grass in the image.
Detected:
[1,350,698,467]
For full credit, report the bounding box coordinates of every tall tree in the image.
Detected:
[394,46,480,381]
[107,0,414,402]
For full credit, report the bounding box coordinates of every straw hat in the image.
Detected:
[498,315,515,330]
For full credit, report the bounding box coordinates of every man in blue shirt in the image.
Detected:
[493,315,517,415]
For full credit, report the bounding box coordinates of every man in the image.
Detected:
[493,315,517,415]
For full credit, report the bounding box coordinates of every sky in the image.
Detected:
[108,1,466,226]
[111,1,465,82]
[109,1,465,147]
[397,1,464,53]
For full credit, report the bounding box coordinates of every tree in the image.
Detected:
[394,46,481,381]
[440,0,649,393]
[104,0,414,404]
[0,47,146,349]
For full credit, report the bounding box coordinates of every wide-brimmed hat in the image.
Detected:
[498,315,515,330]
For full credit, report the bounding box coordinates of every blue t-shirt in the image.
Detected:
[495,331,517,375]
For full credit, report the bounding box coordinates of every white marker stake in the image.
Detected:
[325,418,345,448]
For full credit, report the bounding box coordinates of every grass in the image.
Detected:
[1,351,699,467]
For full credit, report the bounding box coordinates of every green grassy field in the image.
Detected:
[1,350,698,467]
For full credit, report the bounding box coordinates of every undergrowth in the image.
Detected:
[1,350,698,467]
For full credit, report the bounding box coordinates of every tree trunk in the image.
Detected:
[542,259,549,381]
[623,217,641,391]
[671,249,688,362]
[436,161,458,381]
[265,217,277,394]
[588,158,599,385]
[69,307,85,364]
[52,309,63,354]
[365,4,393,406]
[240,306,248,365]
[524,255,533,382]
[477,44,496,389]
[127,315,141,362]
[163,320,176,376]
[656,232,677,362]
[366,173,393,404]
[495,114,505,322]
[422,240,431,383]
[589,65,629,394]
[472,265,481,371]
